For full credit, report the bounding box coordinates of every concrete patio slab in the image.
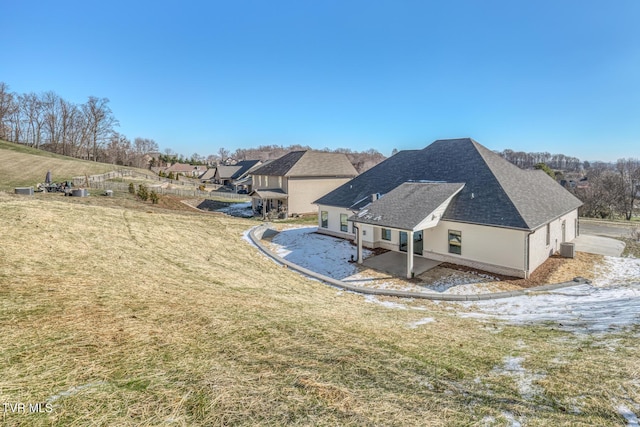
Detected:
[572,234,625,257]
[362,251,441,277]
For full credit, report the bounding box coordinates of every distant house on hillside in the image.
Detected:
[250,151,358,218]
[314,138,583,279]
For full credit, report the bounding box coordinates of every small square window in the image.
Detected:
[448,230,461,255]
[381,228,391,241]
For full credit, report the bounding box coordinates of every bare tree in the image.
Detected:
[20,93,45,149]
[218,147,230,163]
[82,96,118,161]
[42,91,63,153]
[0,82,16,140]
[105,132,131,165]
[616,158,640,220]
[133,137,159,168]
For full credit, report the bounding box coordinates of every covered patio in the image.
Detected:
[249,189,289,219]
[362,251,442,277]
[351,182,465,279]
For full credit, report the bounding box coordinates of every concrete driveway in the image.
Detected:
[572,234,626,257]
[580,220,636,239]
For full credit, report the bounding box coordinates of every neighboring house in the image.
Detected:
[314,138,583,279]
[213,160,261,186]
[199,168,217,183]
[213,160,262,190]
[214,165,242,186]
[165,163,208,177]
[250,151,358,218]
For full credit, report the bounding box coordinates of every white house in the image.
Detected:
[314,138,583,279]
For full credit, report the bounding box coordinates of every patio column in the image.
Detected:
[406,230,414,279]
[357,225,363,264]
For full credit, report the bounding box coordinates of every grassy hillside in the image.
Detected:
[0,139,124,191]
[0,192,637,426]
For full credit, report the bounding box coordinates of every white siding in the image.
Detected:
[422,221,527,275]
[528,209,579,273]
[317,205,355,239]
[326,208,580,278]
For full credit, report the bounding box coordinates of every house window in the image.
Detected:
[381,228,391,241]
[321,211,328,228]
[340,214,348,232]
[448,230,461,255]
[546,223,550,246]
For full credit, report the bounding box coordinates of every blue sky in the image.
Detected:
[3,1,639,161]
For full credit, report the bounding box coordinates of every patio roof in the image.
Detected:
[249,189,289,199]
[350,182,465,231]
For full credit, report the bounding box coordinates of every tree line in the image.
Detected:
[0,82,157,168]
[573,159,640,221]
[497,149,583,171]
[497,147,639,221]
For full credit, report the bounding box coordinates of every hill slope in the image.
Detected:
[0,139,124,190]
[0,193,636,425]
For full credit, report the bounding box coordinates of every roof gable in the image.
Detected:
[352,182,465,231]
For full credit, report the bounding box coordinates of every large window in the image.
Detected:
[381,228,392,241]
[340,214,348,232]
[448,230,461,255]
[321,211,328,228]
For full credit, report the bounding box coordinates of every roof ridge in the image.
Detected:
[471,139,530,227]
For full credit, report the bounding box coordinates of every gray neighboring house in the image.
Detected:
[250,150,358,218]
[214,160,262,187]
[315,138,583,278]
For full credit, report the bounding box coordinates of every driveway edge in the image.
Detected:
[249,225,591,301]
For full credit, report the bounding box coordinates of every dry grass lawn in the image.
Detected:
[0,139,125,191]
[0,191,638,426]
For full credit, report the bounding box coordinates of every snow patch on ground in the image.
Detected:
[493,357,544,401]
[259,226,640,334]
[408,317,435,328]
[216,201,253,217]
[270,226,371,280]
[458,275,640,334]
[426,272,500,293]
[501,411,523,427]
[593,256,640,287]
[617,403,640,427]
[47,381,106,403]
[364,294,408,309]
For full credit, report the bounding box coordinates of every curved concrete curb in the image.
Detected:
[248,225,592,301]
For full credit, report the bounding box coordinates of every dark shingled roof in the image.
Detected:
[231,160,262,179]
[353,182,465,230]
[251,151,358,178]
[315,138,583,231]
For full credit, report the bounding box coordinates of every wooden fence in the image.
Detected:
[75,169,250,201]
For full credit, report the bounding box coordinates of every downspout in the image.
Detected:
[353,224,360,263]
